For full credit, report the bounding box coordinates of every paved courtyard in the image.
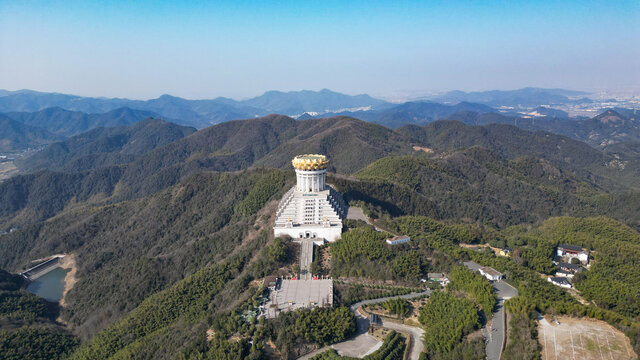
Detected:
[266,279,333,318]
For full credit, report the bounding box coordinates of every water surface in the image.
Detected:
[25,267,69,302]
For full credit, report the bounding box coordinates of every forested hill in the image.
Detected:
[16,119,196,172]
[3,107,163,137]
[0,115,62,151]
[444,109,640,148]
[0,169,292,337]
[111,115,412,198]
[332,150,639,228]
[3,115,640,229]
[395,120,640,191]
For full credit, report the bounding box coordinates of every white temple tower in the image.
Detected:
[273,154,347,243]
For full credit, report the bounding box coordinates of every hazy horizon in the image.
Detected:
[1,0,639,100]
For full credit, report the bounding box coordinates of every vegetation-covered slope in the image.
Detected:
[0,115,62,151]
[446,109,640,148]
[17,118,196,172]
[0,169,292,337]
[332,151,624,228]
[4,107,162,137]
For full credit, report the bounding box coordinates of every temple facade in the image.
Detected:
[273,154,347,243]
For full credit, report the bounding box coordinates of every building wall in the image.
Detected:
[295,169,326,192]
[274,226,342,243]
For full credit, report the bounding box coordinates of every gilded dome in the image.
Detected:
[292,154,329,170]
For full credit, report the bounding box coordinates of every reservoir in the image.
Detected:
[25,267,69,302]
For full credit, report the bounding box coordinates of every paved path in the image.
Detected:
[296,239,315,280]
[464,261,518,360]
[346,207,385,232]
[300,290,430,360]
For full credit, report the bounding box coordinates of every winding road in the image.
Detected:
[464,261,518,360]
[300,290,431,360]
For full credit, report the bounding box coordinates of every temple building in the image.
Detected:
[274,154,347,243]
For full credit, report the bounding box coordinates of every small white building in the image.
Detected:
[548,276,572,288]
[386,235,410,245]
[426,272,449,286]
[479,266,503,281]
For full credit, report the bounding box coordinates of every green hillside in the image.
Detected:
[17,118,196,172]
[0,115,62,152]
[0,169,292,337]
[331,151,631,228]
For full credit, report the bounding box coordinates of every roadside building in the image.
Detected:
[548,276,572,288]
[479,266,503,281]
[386,235,411,245]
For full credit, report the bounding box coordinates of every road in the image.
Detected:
[464,261,518,360]
[301,290,431,360]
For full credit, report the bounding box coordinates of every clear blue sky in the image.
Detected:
[1,0,638,99]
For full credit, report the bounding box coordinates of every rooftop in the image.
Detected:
[558,244,584,252]
[558,262,583,271]
[292,154,329,170]
[480,266,503,277]
[550,277,572,285]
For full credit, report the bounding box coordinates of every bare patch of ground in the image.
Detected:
[0,161,18,181]
[538,315,636,360]
[459,243,505,256]
[59,253,77,307]
[412,145,434,153]
[320,246,331,271]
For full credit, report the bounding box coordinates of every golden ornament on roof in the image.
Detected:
[292,154,329,170]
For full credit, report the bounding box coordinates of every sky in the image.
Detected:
[1,0,639,100]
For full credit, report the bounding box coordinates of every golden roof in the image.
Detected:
[292,154,329,170]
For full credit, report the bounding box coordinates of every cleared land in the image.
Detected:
[0,161,18,181]
[538,315,636,360]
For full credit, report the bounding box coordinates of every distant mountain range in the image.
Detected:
[444,108,640,147]
[0,88,391,128]
[0,87,595,127]
[2,87,638,154]
[426,87,591,107]
[307,101,497,128]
